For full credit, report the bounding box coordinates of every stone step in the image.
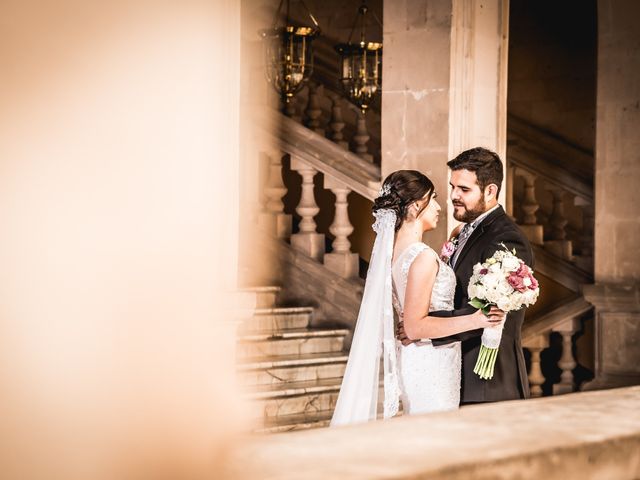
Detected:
[238,352,348,387]
[256,410,334,434]
[239,286,282,309]
[238,307,313,334]
[248,378,342,420]
[237,328,348,360]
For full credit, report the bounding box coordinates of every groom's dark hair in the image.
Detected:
[448,147,503,196]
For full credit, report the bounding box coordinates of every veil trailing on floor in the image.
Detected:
[330,208,401,426]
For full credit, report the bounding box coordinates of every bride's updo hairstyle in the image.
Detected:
[373,170,435,231]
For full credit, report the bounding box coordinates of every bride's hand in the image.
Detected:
[397,321,418,346]
[474,307,506,328]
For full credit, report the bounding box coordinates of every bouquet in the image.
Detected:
[467,244,539,380]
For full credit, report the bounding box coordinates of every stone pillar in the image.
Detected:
[583,0,640,390]
[382,0,509,247]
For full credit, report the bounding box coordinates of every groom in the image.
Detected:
[400,147,534,404]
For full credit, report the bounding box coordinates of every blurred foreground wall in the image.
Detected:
[0,1,247,478]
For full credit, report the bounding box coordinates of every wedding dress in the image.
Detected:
[330,210,460,427]
[391,243,461,414]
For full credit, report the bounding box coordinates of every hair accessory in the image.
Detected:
[377,183,391,198]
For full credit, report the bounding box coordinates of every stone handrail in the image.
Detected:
[231,386,640,479]
[508,146,593,203]
[261,110,381,200]
[522,296,593,341]
[531,244,593,292]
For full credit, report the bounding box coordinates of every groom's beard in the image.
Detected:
[453,197,486,223]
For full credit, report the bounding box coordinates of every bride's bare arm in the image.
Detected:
[402,251,502,340]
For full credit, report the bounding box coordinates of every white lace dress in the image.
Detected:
[392,242,461,414]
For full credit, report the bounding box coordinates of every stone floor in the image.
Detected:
[228,386,640,480]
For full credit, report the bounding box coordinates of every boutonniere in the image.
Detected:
[440,237,458,263]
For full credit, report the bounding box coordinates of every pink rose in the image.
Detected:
[440,241,456,261]
[507,272,528,293]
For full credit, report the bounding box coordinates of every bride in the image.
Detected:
[331,170,504,426]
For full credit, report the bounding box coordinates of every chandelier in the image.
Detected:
[260,0,320,112]
[335,1,382,114]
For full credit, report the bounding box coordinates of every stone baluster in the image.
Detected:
[290,156,325,262]
[353,111,373,163]
[524,334,549,398]
[323,177,358,279]
[258,151,291,239]
[548,188,569,240]
[574,197,595,272]
[515,168,544,246]
[304,82,325,135]
[328,92,348,150]
[545,187,573,260]
[552,318,579,395]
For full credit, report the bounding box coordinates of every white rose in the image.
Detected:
[501,255,521,272]
[497,281,515,296]
[497,298,511,312]
[485,289,502,305]
[483,272,501,289]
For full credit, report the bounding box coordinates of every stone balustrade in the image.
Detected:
[509,156,593,266]
[521,296,593,397]
[230,386,640,480]
[258,109,380,287]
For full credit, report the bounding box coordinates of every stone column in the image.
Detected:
[583,0,640,390]
[382,0,509,247]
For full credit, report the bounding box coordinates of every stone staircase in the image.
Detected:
[237,287,348,433]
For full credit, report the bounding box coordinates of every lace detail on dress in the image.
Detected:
[430,257,456,312]
[391,242,461,415]
[392,243,456,315]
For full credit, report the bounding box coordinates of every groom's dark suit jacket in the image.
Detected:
[432,206,533,404]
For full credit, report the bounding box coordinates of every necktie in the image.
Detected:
[451,222,474,267]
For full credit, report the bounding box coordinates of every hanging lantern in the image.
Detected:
[335,2,382,114]
[260,0,320,112]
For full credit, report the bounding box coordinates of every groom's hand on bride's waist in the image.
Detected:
[397,321,418,346]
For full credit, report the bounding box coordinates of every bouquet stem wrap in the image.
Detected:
[472,313,504,380]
